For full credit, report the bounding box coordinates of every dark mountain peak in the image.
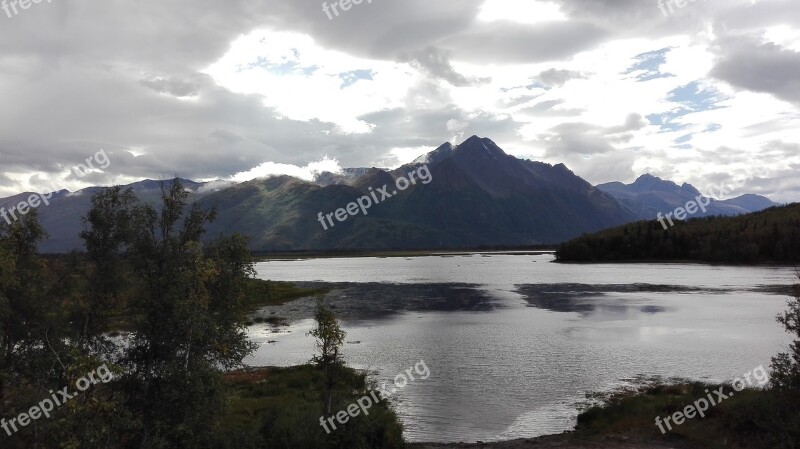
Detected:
[632,173,662,184]
[454,135,506,158]
[437,141,455,151]
[353,168,395,190]
[630,175,699,196]
[630,174,680,193]
[459,135,486,147]
[553,163,572,173]
[413,141,455,166]
[411,136,507,168]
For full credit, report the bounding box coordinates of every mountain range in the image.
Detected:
[597,174,778,220]
[0,136,780,253]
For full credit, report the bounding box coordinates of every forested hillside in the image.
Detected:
[556,204,800,263]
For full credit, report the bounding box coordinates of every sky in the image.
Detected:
[0,0,799,202]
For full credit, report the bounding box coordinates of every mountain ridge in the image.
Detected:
[597,174,777,220]
[0,137,779,253]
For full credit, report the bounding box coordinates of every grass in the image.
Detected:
[241,278,329,326]
[576,382,800,448]
[215,365,406,449]
[242,278,328,309]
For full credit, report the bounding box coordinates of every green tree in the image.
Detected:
[107,179,256,449]
[0,211,51,403]
[771,271,800,391]
[77,186,139,349]
[0,212,124,449]
[308,298,346,414]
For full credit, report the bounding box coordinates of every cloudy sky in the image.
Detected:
[1,0,799,201]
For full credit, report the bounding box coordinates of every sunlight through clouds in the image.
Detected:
[203,29,416,135]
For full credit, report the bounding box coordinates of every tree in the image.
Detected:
[308,298,346,415]
[74,179,256,449]
[78,186,139,349]
[0,212,120,449]
[0,211,51,404]
[771,271,800,391]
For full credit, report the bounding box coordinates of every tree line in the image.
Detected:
[556,204,800,263]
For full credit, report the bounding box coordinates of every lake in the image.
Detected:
[244,253,795,443]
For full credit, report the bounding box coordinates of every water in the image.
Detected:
[245,253,796,443]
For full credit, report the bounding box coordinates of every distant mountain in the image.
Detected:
[0,178,211,253]
[2,137,779,253]
[721,194,777,212]
[313,168,378,187]
[597,174,778,220]
[192,136,638,251]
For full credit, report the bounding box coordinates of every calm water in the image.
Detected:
[245,253,795,443]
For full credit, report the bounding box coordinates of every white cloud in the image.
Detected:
[230,156,342,182]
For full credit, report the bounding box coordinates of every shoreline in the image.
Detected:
[252,248,556,260]
[409,433,699,449]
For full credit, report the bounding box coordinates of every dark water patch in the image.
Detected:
[252,282,500,324]
[514,283,727,316]
[751,284,800,297]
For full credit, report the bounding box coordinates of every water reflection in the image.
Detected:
[514,283,727,317]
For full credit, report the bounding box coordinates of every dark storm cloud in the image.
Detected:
[140,74,205,98]
[402,46,490,87]
[0,0,535,191]
[0,0,797,201]
[276,1,482,51]
[711,37,800,106]
[440,20,607,64]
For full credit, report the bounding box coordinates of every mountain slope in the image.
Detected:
[199,136,638,250]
